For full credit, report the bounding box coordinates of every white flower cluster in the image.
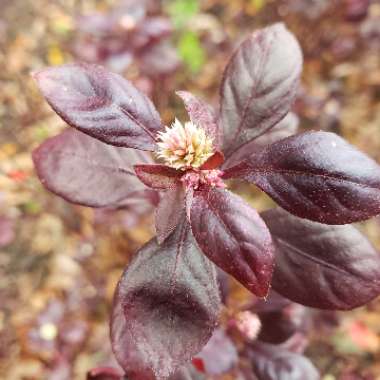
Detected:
[156,119,214,170]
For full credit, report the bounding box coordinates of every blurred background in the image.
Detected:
[1,0,380,379]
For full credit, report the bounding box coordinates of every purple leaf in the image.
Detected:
[246,342,319,380]
[87,367,123,380]
[32,63,163,151]
[195,329,238,375]
[134,164,181,189]
[110,218,221,380]
[257,303,309,345]
[189,188,274,297]
[33,129,152,207]
[226,131,380,224]
[176,91,220,146]
[262,207,380,310]
[139,41,180,76]
[220,23,303,157]
[223,113,299,168]
[155,185,185,244]
[137,17,173,43]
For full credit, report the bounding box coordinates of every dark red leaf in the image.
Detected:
[226,131,380,224]
[87,367,123,380]
[220,23,302,157]
[262,207,380,310]
[258,304,309,345]
[246,342,319,380]
[176,91,220,147]
[32,129,152,208]
[195,329,238,375]
[200,151,225,170]
[189,188,274,297]
[155,185,186,244]
[32,63,163,151]
[111,218,221,380]
[223,113,299,168]
[134,164,181,189]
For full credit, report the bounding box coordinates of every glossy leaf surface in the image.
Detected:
[134,164,181,189]
[223,113,299,168]
[176,91,220,146]
[33,63,162,150]
[247,342,319,380]
[190,188,274,297]
[228,131,380,224]
[262,208,380,310]
[33,129,152,207]
[111,218,221,380]
[155,185,185,244]
[220,23,302,157]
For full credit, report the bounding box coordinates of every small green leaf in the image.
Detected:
[168,0,199,27]
[178,31,205,73]
[22,201,42,215]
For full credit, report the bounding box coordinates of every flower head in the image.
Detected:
[234,311,261,341]
[156,119,214,170]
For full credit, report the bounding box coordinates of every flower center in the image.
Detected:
[156,119,214,170]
